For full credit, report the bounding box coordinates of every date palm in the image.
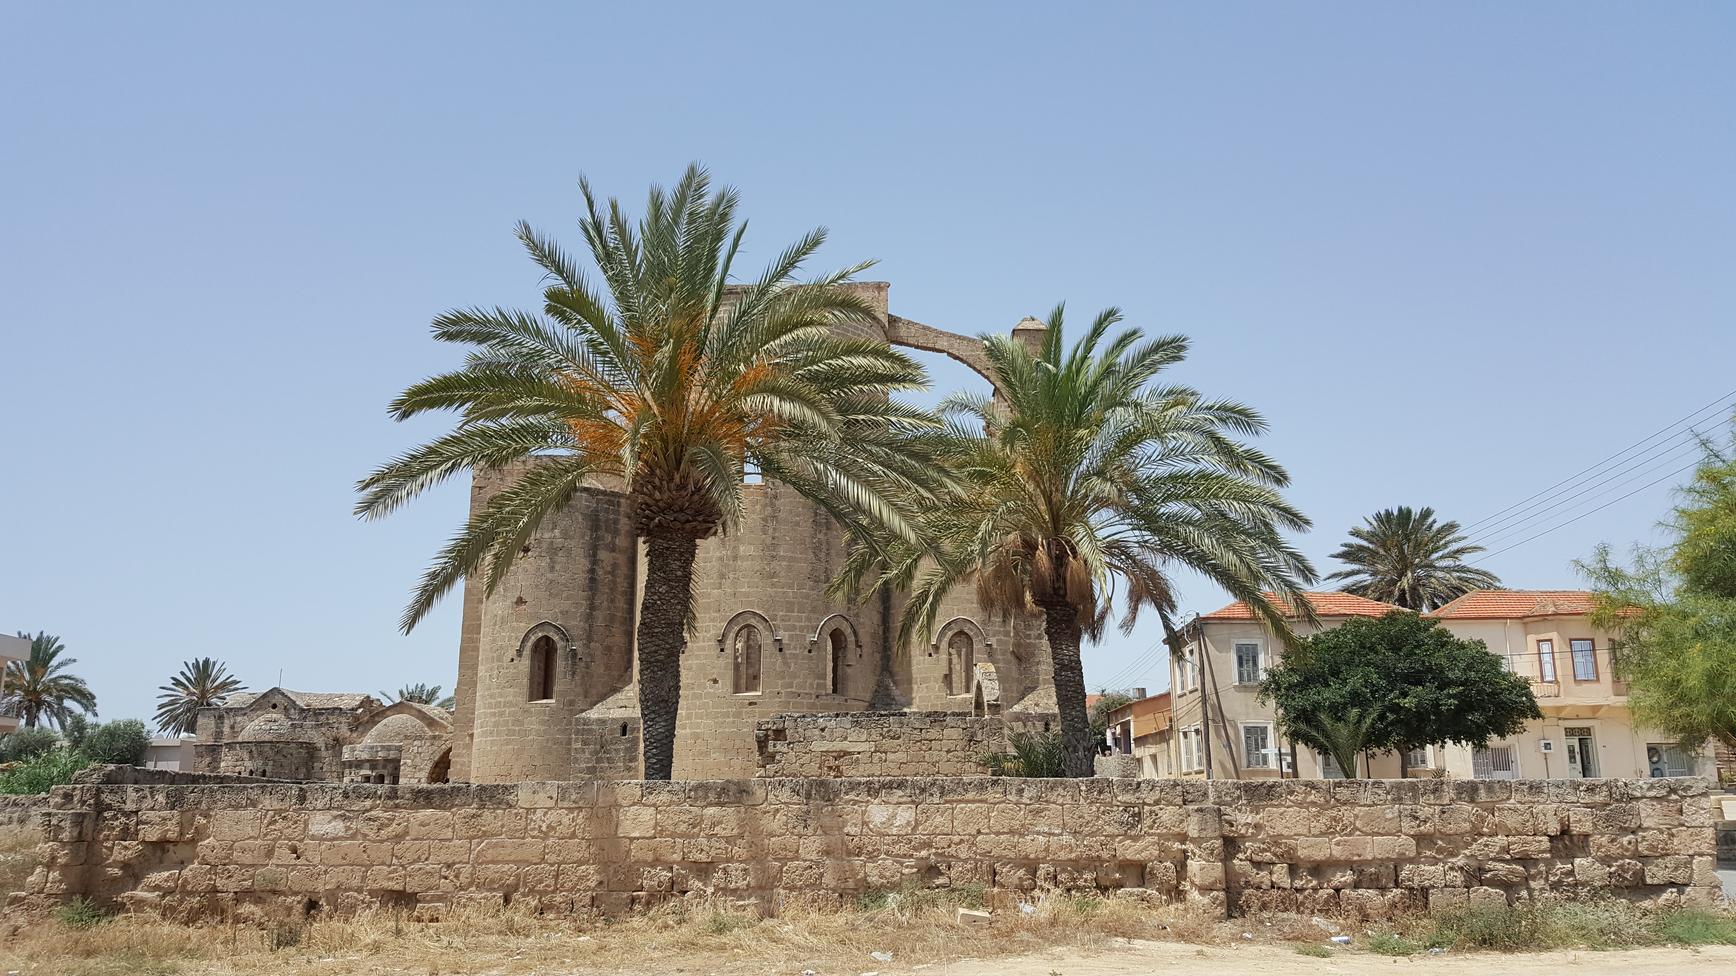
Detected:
[155,657,245,735]
[381,683,456,710]
[4,632,98,730]
[1327,506,1501,610]
[846,306,1316,776]
[358,166,939,779]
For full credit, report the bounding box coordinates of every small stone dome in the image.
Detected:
[362,712,435,746]
[236,713,311,742]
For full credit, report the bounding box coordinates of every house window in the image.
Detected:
[946,631,974,696]
[732,624,762,694]
[1234,642,1262,685]
[528,635,556,701]
[1242,722,1274,768]
[1536,639,1557,682]
[1319,750,1348,779]
[1473,744,1518,779]
[828,629,848,696]
[1406,745,1432,770]
[1570,639,1598,681]
[1179,726,1203,772]
[1177,652,1198,692]
[1646,743,1693,778]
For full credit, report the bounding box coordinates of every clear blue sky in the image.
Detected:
[4,4,1732,726]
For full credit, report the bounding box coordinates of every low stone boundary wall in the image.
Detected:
[0,795,44,832]
[15,775,1722,921]
[755,712,1008,777]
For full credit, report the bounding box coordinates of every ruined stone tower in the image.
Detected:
[447,284,1056,782]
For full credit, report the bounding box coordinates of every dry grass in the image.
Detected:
[2,883,1730,975]
[0,821,40,895]
[0,890,1235,976]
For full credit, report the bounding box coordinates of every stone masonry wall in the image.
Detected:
[18,773,1722,920]
[754,713,1009,778]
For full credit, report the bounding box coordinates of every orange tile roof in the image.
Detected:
[1428,589,1597,620]
[1198,592,1404,622]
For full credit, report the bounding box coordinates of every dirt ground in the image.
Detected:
[941,940,1736,976]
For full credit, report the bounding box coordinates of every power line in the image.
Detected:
[1461,388,1736,533]
[1471,434,1709,550]
[1468,424,1713,541]
[1469,457,1701,565]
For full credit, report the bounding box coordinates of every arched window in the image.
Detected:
[733,625,762,694]
[947,631,974,696]
[829,629,848,695]
[528,634,557,701]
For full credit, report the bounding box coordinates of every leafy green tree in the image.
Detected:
[61,713,90,750]
[1090,691,1134,737]
[1326,506,1502,611]
[358,166,940,779]
[381,683,456,710]
[155,658,245,735]
[2,633,97,730]
[1261,611,1539,777]
[1580,426,1736,752]
[847,306,1316,776]
[0,727,61,764]
[83,719,151,766]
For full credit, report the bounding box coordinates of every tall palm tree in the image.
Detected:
[358,166,940,779]
[846,306,1317,776]
[1326,506,1501,610]
[3,632,98,730]
[155,657,245,735]
[381,683,456,710]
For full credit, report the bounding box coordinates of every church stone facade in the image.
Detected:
[447,283,1060,782]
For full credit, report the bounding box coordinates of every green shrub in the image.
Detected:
[82,719,150,766]
[1365,932,1420,955]
[1655,908,1736,946]
[980,730,1066,777]
[1428,899,1717,952]
[1293,943,1333,957]
[0,749,92,794]
[0,727,61,764]
[60,714,91,750]
[55,896,108,928]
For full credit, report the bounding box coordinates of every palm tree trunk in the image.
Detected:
[635,534,699,781]
[1042,604,1096,778]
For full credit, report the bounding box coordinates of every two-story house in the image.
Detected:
[1167,592,1409,780]
[1162,589,1714,781]
[1428,589,1712,780]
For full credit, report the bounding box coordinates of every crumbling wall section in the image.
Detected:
[755,712,1008,778]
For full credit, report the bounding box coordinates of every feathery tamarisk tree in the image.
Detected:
[358,166,941,779]
[841,306,1317,776]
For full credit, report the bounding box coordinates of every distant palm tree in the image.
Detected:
[3,632,97,730]
[357,165,941,779]
[381,683,456,710]
[847,306,1317,776]
[1326,506,1502,611]
[155,658,245,735]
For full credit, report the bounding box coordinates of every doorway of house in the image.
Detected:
[1563,726,1598,778]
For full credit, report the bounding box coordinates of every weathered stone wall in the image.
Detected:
[0,795,44,832]
[19,775,1721,920]
[755,712,1009,778]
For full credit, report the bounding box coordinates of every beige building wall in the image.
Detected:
[1162,593,1713,783]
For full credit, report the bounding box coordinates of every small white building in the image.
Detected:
[145,736,195,770]
[0,634,29,734]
